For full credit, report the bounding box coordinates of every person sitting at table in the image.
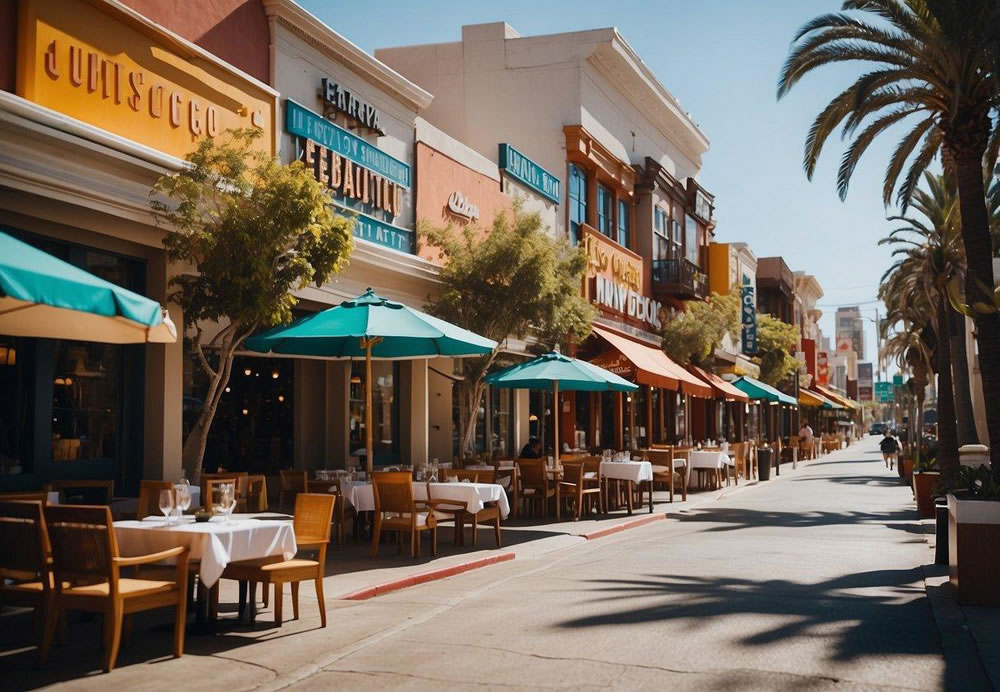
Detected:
[520,438,542,459]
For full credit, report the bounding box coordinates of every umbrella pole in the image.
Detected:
[553,380,560,467]
[361,337,381,476]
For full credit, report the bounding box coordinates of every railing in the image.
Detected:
[651,258,708,299]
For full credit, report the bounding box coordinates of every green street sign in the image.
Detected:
[875,381,894,402]
[892,374,904,386]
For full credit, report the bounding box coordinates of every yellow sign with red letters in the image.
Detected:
[16,0,275,158]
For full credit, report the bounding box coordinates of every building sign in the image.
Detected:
[341,206,414,254]
[741,282,758,355]
[858,362,873,401]
[319,78,383,135]
[816,350,830,387]
[286,100,410,188]
[498,143,560,203]
[447,191,479,221]
[16,0,275,158]
[583,227,661,331]
[590,349,636,380]
[836,336,853,353]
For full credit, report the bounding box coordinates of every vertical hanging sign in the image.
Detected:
[741,280,758,355]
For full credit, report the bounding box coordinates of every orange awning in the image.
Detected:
[591,326,713,398]
[688,365,749,402]
[814,384,861,410]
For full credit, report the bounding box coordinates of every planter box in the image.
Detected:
[948,494,1000,606]
[902,457,914,485]
[913,471,940,518]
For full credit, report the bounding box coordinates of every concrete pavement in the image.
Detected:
[4,437,985,690]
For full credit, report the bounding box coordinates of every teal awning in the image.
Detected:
[731,376,798,407]
[0,231,176,344]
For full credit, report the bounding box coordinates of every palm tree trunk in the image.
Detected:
[949,309,978,445]
[953,148,1000,482]
[936,292,960,484]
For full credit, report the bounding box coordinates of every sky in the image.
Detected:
[302,0,900,375]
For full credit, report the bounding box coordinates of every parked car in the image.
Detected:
[869,422,887,436]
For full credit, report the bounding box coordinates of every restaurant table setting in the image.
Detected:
[113,513,297,587]
[338,478,510,518]
[599,451,654,513]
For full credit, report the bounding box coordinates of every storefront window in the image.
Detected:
[670,205,683,259]
[617,199,630,249]
[676,393,687,442]
[597,184,613,237]
[0,338,30,476]
[489,387,513,457]
[51,342,121,462]
[568,163,587,245]
[599,391,615,449]
[351,360,398,464]
[685,213,699,265]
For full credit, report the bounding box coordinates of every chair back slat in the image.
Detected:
[280,470,308,492]
[0,491,50,504]
[292,493,335,543]
[137,480,175,520]
[647,448,673,465]
[44,505,116,584]
[561,460,585,484]
[372,471,415,515]
[0,500,48,576]
[206,478,239,513]
[47,480,114,505]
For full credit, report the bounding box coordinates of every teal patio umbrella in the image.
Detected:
[0,231,176,343]
[484,351,638,465]
[245,288,497,472]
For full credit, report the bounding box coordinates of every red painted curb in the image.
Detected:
[580,513,665,540]
[337,552,515,601]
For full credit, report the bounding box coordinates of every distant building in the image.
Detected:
[835,306,865,361]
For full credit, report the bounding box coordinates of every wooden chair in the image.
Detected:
[435,470,503,547]
[558,459,602,521]
[205,478,241,514]
[200,472,247,510]
[244,474,268,512]
[136,480,175,520]
[648,448,687,502]
[41,505,189,673]
[671,448,692,500]
[515,459,556,518]
[46,479,114,505]
[222,493,334,627]
[0,500,57,658]
[370,471,447,558]
[279,470,308,511]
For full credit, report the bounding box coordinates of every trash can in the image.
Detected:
[934,498,949,565]
[757,448,773,481]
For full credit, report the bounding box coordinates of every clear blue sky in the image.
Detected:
[302,0,897,375]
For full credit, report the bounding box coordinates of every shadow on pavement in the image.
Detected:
[672,505,925,535]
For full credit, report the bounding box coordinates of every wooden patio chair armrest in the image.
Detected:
[114,546,188,567]
[418,499,468,511]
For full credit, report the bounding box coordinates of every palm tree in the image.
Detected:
[887,173,979,445]
[779,0,1000,477]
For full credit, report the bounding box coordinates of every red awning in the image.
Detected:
[591,326,713,398]
[688,365,749,402]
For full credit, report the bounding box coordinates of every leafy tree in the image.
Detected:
[660,292,740,371]
[755,314,800,387]
[779,0,1000,475]
[420,202,595,456]
[152,129,354,478]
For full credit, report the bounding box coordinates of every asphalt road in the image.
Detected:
[271,436,949,691]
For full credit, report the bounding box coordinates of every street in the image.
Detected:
[270,436,946,691]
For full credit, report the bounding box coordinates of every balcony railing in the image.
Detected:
[652,258,708,300]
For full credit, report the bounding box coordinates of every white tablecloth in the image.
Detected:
[688,451,729,470]
[600,460,653,483]
[114,515,297,587]
[341,481,510,519]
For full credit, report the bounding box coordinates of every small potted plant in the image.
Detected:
[912,445,939,519]
[947,465,1000,606]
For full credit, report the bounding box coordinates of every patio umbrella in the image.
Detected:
[0,231,176,343]
[244,288,497,473]
[484,351,638,465]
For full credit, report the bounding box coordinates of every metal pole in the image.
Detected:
[553,380,560,467]
[365,339,374,476]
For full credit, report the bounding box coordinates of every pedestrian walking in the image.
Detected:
[880,431,899,470]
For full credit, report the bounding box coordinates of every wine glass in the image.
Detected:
[159,489,175,526]
[214,483,230,520]
[222,482,237,523]
[175,483,192,519]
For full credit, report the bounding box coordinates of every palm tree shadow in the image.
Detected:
[673,506,926,535]
[558,569,942,667]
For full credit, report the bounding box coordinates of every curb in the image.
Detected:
[337,552,516,600]
[578,513,665,540]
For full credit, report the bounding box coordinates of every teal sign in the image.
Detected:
[285,100,410,188]
[892,374,904,386]
[875,381,894,403]
[498,143,560,203]
[338,205,414,254]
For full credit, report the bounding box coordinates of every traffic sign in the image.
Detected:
[875,381,894,402]
[892,374,904,386]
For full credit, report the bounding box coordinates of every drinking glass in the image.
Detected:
[159,489,175,525]
[223,482,237,522]
[175,483,192,518]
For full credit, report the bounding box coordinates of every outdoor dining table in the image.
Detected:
[338,480,511,520]
[600,460,654,514]
[688,450,729,488]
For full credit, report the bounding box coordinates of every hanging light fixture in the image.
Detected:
[244,367,252,376]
